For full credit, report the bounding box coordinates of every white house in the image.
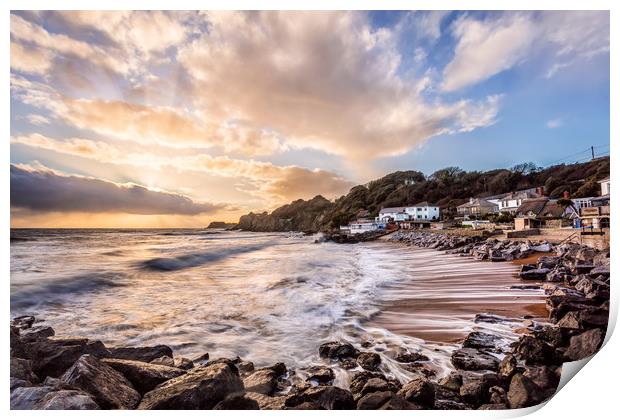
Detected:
[377,203,440,222]
[377,207,407,222]
[497,188,545,214]
[404,202,440,221]
[598,177,610,196]
[572,197,595,210]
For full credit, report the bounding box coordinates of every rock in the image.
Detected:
[20,325,55,342]
[356,391,393,409]
[10,358,39,383]
[379,394,423,409]
[394,350,429,363]
[497,354,518,380]
[33,390,100,410]
[459,373,498,406]
[192,352,210,364]
[318,341,358,360]
[10,377,32,391]
[488,385,507,404]
[546,266,570,283]
[10,386,54,410]
[213,394,260,410]
[531,243,552,252]
[243,363,286,395]
[564,328,605,361]
[339,359,358,370]
[304,365,334,385]
[474,313,511,324]
[396,376,435,407]
[438,372,462,392]
[451,348,499,371]
[524,366,559,394]
[108,345,173,363]
[434,399,471,410]
[462,331,504,351]
[102,358,186,394]
[589,265,610,278]
[349,371,389,396]
[237,361,255,375]
[478,403,508,410]
[519,268,550,280]
[244,392,287,410]
[138,363,243,409]
[537,255,560,269]
[60,354,140,409]
[12,315,36,330]
[356,352,381,370]
[285,386,355,410]
[27,337,110,380]
[507,373,543,408]
[360,378,390,396]
[514,336,555,365]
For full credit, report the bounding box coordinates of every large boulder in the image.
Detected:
[33,390,100,410]
[108,345,173,363]
[507,373,543,408]
[244,392,287,410]
[102,358,186,394]
[563,328,605,361]
[356,352,381,371]
[242,363,286,395]
[396,376,435,407]
[303,365,334,385]
[514,336,555,365]
[497,354,519,380]
[213,394,260,410]
[138,362,243,409]
[462,331,504,351]
[60,354,141,409]
[26,336,110,380]
[11,315,36,330]
[318,342,358,360]
[10,386,54,410]
[10,358,39,383]
[451,348,499,371]
[20,325,55,342]
[356,391,394,410]
[285,386,355,410]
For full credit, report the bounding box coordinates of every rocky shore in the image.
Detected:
[10,233,609,410]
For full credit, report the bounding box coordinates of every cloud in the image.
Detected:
[175,11,499,160]
[442,13,537,92]
[11,133,354,202]
[546,118,563,129]
[441,11,609,92]
[10,164,224,215]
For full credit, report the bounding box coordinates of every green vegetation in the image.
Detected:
[235,157,609,233]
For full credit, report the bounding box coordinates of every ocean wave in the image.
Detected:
[10,271,124,311]
[141,242,276,271]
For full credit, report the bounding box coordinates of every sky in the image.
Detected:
[10,10,610,227]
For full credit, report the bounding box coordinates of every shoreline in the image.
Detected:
[10,232,609,410]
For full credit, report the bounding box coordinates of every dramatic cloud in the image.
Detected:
[10,164,224,215]
[442,11,609,91]
[11,133,354,202]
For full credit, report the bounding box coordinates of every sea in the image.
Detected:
[10,228,546,386]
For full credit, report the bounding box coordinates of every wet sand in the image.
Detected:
[370,245,548,343]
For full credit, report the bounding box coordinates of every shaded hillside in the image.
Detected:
[235,157,609,232]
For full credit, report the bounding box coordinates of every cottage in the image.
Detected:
[578,178,610,229]
[456,198,498,217]
[497,187,545,214]
[514,198,578,230]
[377,203,440,223]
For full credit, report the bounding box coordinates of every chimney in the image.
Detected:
[563,191,570,199]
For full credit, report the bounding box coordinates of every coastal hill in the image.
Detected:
[235,157,609,233]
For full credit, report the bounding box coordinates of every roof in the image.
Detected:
[515,198,548,216]
[598,177,610,183]
[413,201,438,207]
[500,189,544,201]
[379,206,407,214]
[457,198,496,209]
